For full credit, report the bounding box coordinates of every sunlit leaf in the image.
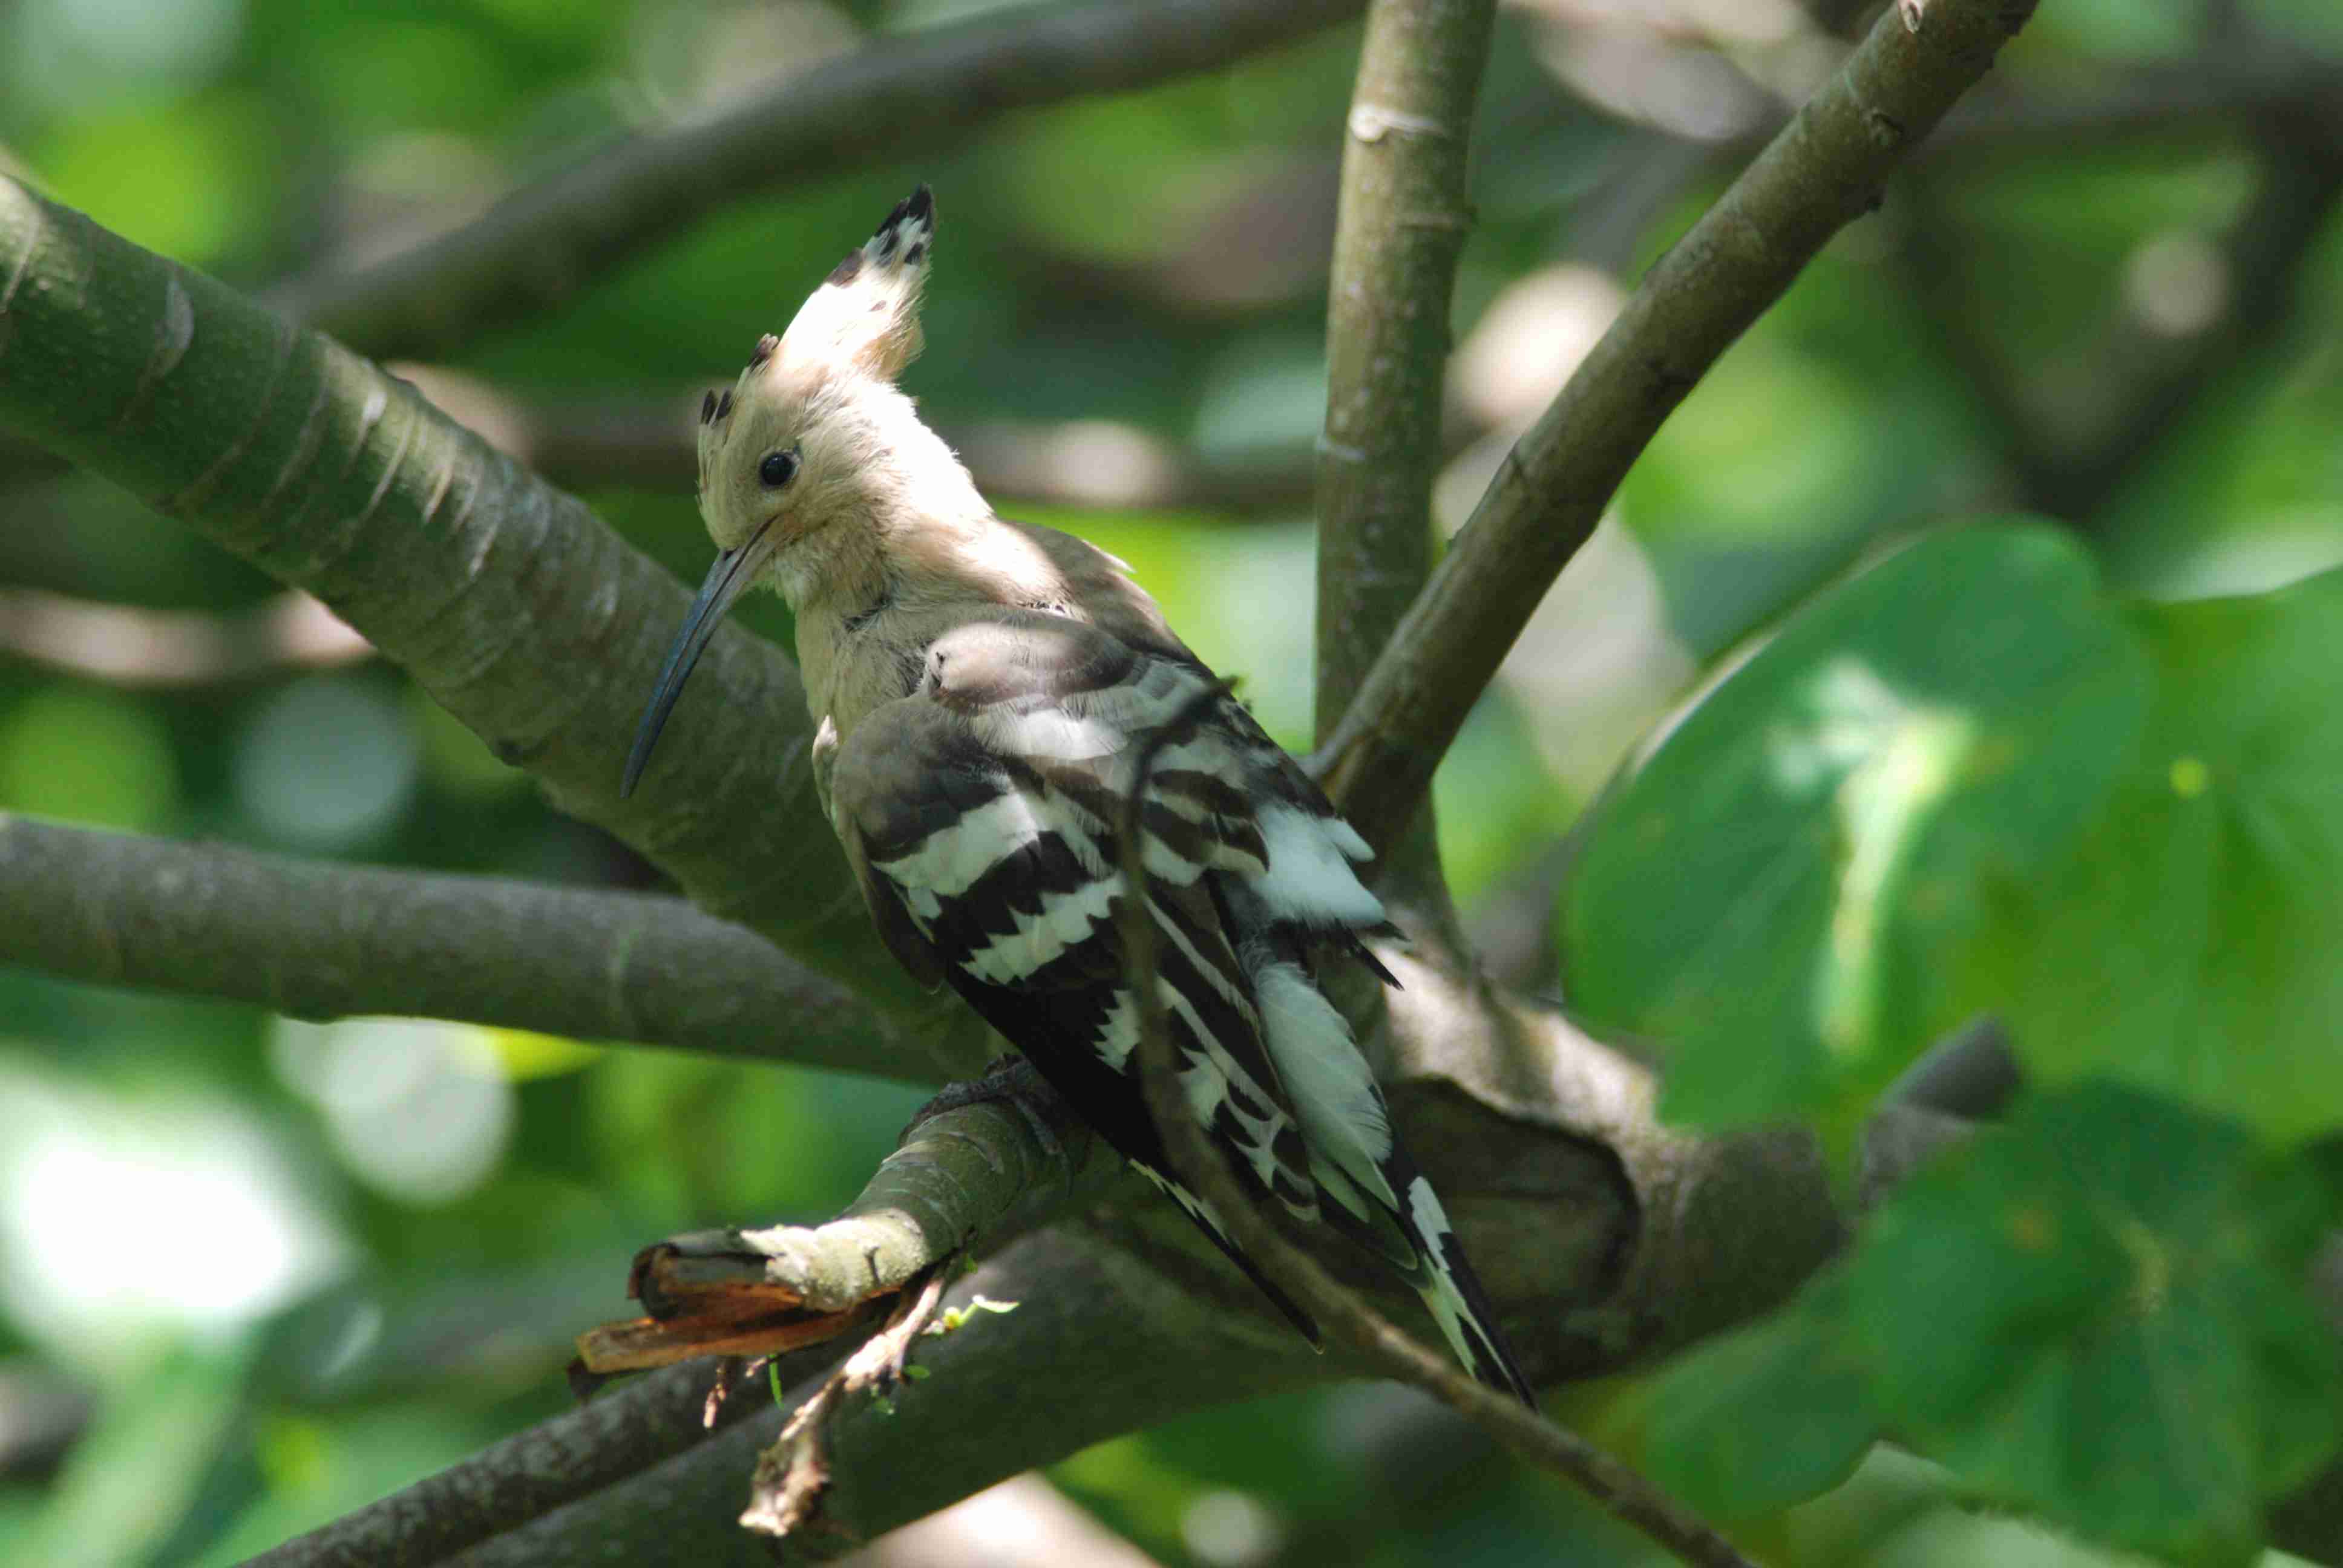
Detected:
[1565,525,2150,1133]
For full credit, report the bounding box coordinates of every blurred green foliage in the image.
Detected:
[2,0,2341,1564]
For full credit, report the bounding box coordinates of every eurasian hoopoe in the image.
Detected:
[623,188,1535,1405]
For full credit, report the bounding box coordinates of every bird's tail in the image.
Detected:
[1386,1168,1538,1406]
[1133,1162,1323,1350]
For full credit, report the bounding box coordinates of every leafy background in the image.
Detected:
[3,0,2342,1564]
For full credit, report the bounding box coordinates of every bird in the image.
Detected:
[621,186,1535,1405]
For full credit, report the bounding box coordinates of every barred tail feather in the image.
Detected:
[1397,1171,1537,1406]
[1135,1165,1323,1350]
[1245,950,1535,1403]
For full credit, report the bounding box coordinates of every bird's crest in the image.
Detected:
[691,186,943,555]
[788,184,932,382]
[698,185,929,430]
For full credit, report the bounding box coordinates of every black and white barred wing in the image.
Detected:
[828,612,1534,1402]
[824,613,1326,1230]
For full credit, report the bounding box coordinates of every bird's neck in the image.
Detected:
[794,508,1069,738]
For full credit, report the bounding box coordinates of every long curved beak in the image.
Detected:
[621,524,776,799]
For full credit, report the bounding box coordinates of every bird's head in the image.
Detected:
[624,186,950,797]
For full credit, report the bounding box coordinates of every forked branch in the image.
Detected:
[1316,0,2042,851]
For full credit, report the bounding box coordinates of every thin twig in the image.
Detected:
[739,1256,960,1539]
[1313,0,2041,853]
[1112,688,1758,1568]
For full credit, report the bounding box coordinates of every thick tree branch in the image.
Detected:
[0,176,989,1077]
[0,817,922,1078]
[586,1087,1108,1374]
[1314,0,2039,852]
[270,0,1368,360]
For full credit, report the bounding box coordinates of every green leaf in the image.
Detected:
[1565,524,2150,1132]
[1846,1083,2341,1563]
[1645,1272,1877,1519]
[929,1295,1021,1335]
[1955,566,2343,1140]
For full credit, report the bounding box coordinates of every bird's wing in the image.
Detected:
[828,610,1534,1400]
[826,611,1332,1228]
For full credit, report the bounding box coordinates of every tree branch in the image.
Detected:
[1314,0,1494,726]
[0,175,988,1077]
[270,0,1368,361]
[1313,0,1496,905]
[241,1350,831,1568]
[588,1086,1107,1370]
[440,1234,1320,1567]
[267,1091,1104,1565]
[1313,0,2040,853]
[0,817,930,1079]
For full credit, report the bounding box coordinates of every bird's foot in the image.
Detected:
[900,1054,1049,1140]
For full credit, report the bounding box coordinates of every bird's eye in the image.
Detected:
[758,449,799,488]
